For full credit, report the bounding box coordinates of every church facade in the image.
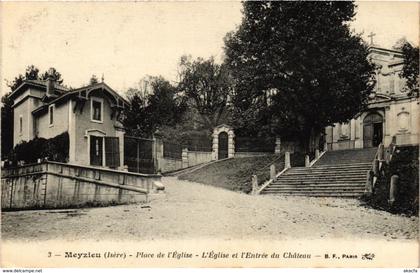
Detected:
[325,45,419,150]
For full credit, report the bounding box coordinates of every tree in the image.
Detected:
[123,76,186,138]
[1,92,13,159]
[7,65,40,91]
[224,1,375,151]
[178,56,232,131]
[400,42,419,98]
[40,67,64,84]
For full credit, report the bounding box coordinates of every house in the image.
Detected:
[9,69,129,169]
[325,44,419,150]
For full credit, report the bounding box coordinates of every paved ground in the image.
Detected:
[1,177,418,241]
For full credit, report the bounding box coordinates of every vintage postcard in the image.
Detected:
[0,0,418,269]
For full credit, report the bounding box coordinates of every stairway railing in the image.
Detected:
[309,149,327,167]
[251,152,289,195]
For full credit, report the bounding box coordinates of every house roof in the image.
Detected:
[9,79,69,100]
[29,82,130,116]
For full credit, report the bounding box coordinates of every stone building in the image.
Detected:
[325,44,419,150]
[9,69,128,168]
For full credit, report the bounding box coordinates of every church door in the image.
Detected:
[218,132,228,159]
[363,113,383,148]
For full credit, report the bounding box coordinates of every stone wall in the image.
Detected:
[1,161,161,210]
[160,157,183,173]
[159,151,213,173]
[187,151,212,166]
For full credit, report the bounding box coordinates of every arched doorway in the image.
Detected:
[212,124,235,160]
[218,132,229,159]
[363,113,383,148]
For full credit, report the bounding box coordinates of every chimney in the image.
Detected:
[46,68,55,97]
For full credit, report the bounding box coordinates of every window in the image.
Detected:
[19,116,23,135]
[91,98,103,122]
[49,105,54,126]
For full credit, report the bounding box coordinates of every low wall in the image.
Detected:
[1,161,161,210]
[160,157,183,173]
[188,151,212,166]
[234,152,274,158]
[160,151,213,173]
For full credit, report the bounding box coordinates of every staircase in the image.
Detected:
[260,148,377,197]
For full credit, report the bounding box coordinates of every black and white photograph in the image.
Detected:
[0,0,418,269]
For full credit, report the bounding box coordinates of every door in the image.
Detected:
[363,113,383,148]
[218,132,228,159]
[363,124,373,148]
[373,122,383,147]
[90,136,103,166]
[105,136,120,168]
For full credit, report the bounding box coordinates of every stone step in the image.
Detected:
[260,148,376,198]
[266,183,365,189]
[261,191,364,197]
[283,172,369,177]
[263,190,365,195]
[275,181,365,186]
[289,165,371,171]
[293,162,372,168]
[315,148,377,166]
[262,187,366,192]
[277,172,367,179]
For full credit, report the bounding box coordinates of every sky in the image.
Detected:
[0,1,418,96]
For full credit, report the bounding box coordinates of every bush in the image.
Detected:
[369,145,419,216]
[9,132,69,164]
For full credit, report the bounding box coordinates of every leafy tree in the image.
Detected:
[123,76,186,138]
[7,65,40,91]
[123,89,149,137]
[7,65,65,91]
[224,1,375,151]
[1,92,13,159]
[399,42,419,98]
[178,56,232,131]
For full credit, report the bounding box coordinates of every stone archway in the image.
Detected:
[212,124,235,160]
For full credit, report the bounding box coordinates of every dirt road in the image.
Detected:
[1,177,418,241]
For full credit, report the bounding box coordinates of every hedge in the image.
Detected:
[9,132,69,164]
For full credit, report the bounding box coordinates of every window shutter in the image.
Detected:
[105,137,120,168]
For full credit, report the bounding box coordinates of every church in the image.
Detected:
[325,41,419,150]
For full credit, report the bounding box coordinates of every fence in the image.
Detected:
[186,135,212,152]
[163,141,182,159]
[124,136,155,174]
[235,136,276,153]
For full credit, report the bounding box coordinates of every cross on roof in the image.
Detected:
[368,32,376,46]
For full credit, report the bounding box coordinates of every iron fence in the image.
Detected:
[124,136,155,174]
[235,136,275,153]
[186,135,212,152]
[163,141,182,159]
